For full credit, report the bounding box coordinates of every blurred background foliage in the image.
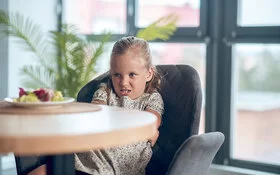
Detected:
[0,10,178,98]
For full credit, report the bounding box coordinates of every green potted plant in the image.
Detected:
[0,10,178,98]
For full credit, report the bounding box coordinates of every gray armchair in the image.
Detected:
[167,132,225,175]
[77,64,203,175]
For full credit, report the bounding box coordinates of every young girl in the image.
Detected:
[28,36,164,175]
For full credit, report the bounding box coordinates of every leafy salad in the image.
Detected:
[14,88,64,102]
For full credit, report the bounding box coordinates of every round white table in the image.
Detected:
[0,101,157,175]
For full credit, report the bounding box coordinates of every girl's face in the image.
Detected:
[110,50,153,100]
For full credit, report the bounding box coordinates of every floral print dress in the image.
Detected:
[75,83,164,175]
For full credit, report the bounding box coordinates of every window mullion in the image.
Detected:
[126,0,136,35]
[205,0,233,166]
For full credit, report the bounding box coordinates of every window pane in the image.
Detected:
[238,0,280,26]
[96,43,206,133]
[136,0,200,27]
[64,0,126,34]
[232,44,280,165]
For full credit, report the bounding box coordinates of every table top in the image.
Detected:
[0,101,157,155]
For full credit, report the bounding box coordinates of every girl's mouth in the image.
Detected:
[120,89,131,96]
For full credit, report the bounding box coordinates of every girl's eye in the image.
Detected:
[129,73,136,77]
[113,73,120,77]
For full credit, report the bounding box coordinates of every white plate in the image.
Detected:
[4,97,75,108]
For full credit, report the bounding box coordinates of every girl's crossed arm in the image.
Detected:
[92,99,106,105]
[146,109,162,146]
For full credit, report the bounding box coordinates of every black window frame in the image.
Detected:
[215,0,280,174]
[225,0,280,44]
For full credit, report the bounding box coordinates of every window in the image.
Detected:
[232,44,280,165]
[222,0,280,173]
[64,0,126,34]
[237,0,280,27]
[137,0,200,27]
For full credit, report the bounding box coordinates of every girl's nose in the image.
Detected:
[120,76,129,86]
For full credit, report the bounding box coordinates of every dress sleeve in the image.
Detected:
[145,92,164,116]
[91,83,109,103]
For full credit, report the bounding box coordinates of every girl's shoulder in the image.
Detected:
[147,91,162,99]
[99,82,110,88]
[98,82,114,92]
[92,82,113,103]
[141,91,163,105]
[144,91,164,115]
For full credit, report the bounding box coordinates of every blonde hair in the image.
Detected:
[110,36,161,93]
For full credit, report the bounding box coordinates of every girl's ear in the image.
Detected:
[146,67,154,82]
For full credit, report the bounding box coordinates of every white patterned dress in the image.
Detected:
[75,83,164,175]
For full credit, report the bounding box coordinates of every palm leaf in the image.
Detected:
[50,25,86,70]
[1,10,177,98]
[50,24,90,97]
[82,33,111,82]
[20,65,55,89]
[136,13,178,41]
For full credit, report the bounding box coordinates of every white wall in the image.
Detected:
[1,1,57,174]
[0,0,9,100]
[8,0,57,97]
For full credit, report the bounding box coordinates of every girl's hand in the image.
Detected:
[91,99,106,105]
[149,130,159,147]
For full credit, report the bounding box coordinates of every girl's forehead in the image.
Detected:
[112,50,145,65]
[110,58,147,73]
[124,49,143,58]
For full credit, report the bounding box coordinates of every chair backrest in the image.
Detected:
[14,155,46,175]
[167,132,225,175]
[77,64,203,175]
